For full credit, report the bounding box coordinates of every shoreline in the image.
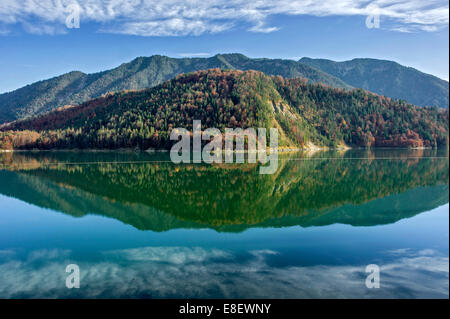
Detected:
[0,146,439,153]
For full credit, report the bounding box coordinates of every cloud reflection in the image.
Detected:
[0,246,447,298]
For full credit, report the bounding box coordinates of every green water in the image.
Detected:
[0,149,448,298]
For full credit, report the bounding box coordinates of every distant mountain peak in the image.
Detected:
[300,57,448,108]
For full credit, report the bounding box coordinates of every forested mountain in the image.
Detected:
[0,69,448,150]
[1,54,447,125]
[299,57,449,109]
[0,54,350,123]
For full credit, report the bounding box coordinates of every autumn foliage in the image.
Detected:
[0,69,448,150]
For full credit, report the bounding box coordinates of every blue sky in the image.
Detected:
[0,0,448,93]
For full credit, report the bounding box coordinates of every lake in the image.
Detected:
[0,149,448,298]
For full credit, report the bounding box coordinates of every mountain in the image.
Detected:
[1,69,448,150]
[0,54,350,124]
[299,57,449,109]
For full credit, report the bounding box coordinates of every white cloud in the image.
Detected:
[0,0,448,36]
[104,18,232,36]
[21,21,68,35]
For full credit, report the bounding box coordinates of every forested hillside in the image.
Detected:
[0,69,448,150]
[0,54,349,123]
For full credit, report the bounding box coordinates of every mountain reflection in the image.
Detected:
[0,149,448,232]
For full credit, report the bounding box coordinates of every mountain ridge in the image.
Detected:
[2,53,449,125]
[299,57,449,109]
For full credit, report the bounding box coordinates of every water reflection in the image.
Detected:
[0,149,448,231]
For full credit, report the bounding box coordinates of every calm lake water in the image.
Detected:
[0,149,448,298]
